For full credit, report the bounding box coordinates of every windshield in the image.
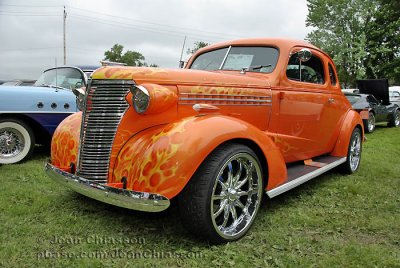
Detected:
[34,68,85,90]
[190,46,279,73]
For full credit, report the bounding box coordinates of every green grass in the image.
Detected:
[0,127,399,267]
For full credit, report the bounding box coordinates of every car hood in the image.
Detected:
[357,79,390,105]
[91,66,271,89]
[0,85,77,112]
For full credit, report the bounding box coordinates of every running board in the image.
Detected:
[266,156,346,198]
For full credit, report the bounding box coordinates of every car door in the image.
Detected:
[275,47,344,163]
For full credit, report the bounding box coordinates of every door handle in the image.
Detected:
[327,98,335,104]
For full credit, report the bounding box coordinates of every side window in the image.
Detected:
[328,63,337,86]
[286,51,325,84]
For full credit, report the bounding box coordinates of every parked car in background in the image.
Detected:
[0,66,97,164]
[1,80,36,86]
[389,86,400,107]
[342,88,359,94]
[357,79,400,133]
[46,38,364,243]
[344,92,399,133]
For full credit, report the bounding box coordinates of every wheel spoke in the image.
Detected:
[232,161,243,187]
[213,199,228,218]
[230,205,237,222]
[226,163,234,188]
[212,193,226,201]
[218,177,228,190]
[221,204,230,228]
[234,199,245,209]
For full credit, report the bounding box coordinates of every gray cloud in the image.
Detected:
[0,0,310,80]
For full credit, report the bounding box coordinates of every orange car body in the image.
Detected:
[47,38,363,208]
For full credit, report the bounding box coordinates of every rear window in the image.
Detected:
[345,94,362,105]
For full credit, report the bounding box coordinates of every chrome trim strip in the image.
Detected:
[1,111,75,114]
[180,103,272,106]
[181,93,272,98]
[266,157,347,198]
[179,97,272,103]
[45,163,170,212]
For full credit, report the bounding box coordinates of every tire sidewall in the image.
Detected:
[0,120,34,164]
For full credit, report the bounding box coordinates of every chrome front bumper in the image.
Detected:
[45,163,170,212]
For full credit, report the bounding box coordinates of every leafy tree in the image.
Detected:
[103,44,157,67]
[306,0,400,86]
[187,41,210,54]
[364,0,400,84]
[306,0,376,88]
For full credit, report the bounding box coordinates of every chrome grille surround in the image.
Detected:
[76,79,133,183]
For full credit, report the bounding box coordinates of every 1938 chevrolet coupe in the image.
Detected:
[45,38,364,243]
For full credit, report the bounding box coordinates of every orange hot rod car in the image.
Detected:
[45,38,364,243]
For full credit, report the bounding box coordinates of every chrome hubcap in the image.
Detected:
[349,132,361,171]
[211,153,262,239]
[0,128,24,159]
[395,112,400,126]
[368,114,375,132]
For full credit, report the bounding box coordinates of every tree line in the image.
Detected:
[306,0,399,87]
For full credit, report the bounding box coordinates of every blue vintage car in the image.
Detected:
[0,66,97,164]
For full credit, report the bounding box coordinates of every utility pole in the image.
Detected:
[63,6,67,65]
[179,35,186,68]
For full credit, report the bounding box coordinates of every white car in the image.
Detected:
[389,86,400,107]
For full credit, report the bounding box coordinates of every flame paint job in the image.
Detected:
[112,116,287,198]
[51,112,81,169]
[140,83,178,114]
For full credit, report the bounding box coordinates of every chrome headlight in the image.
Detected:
[132,85,150,114]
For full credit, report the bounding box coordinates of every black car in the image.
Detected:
[345,92,399,133]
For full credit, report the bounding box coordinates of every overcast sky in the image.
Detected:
[0,0,311,80]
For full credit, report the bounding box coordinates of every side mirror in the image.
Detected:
[179,61,185,69]
[297,48,312,62]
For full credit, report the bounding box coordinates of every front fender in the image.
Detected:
[112,115,287,199]
[331,110,364,157]
[50,112,82,169]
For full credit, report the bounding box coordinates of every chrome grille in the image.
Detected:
[77,80,133,183]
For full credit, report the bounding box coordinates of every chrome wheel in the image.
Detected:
[395,111,400,127]
[349,131,361,172]
[211,153,262,240]
[0,120,34,164]
[368,113,375,133]
[0,127,25,160]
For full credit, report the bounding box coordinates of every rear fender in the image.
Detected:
[331,110,364,157]
[112,115,287,199]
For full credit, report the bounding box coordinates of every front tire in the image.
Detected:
[179,143,263,244]
[388,110,400,128]
[0,119,35,164]
[341,127,362,174]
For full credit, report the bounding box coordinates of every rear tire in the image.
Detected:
[0,119,35,164]
[363,112,375,133]
[341,127,362,174]
[178,143,263,244]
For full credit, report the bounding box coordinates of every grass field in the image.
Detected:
[0,126,399,267]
